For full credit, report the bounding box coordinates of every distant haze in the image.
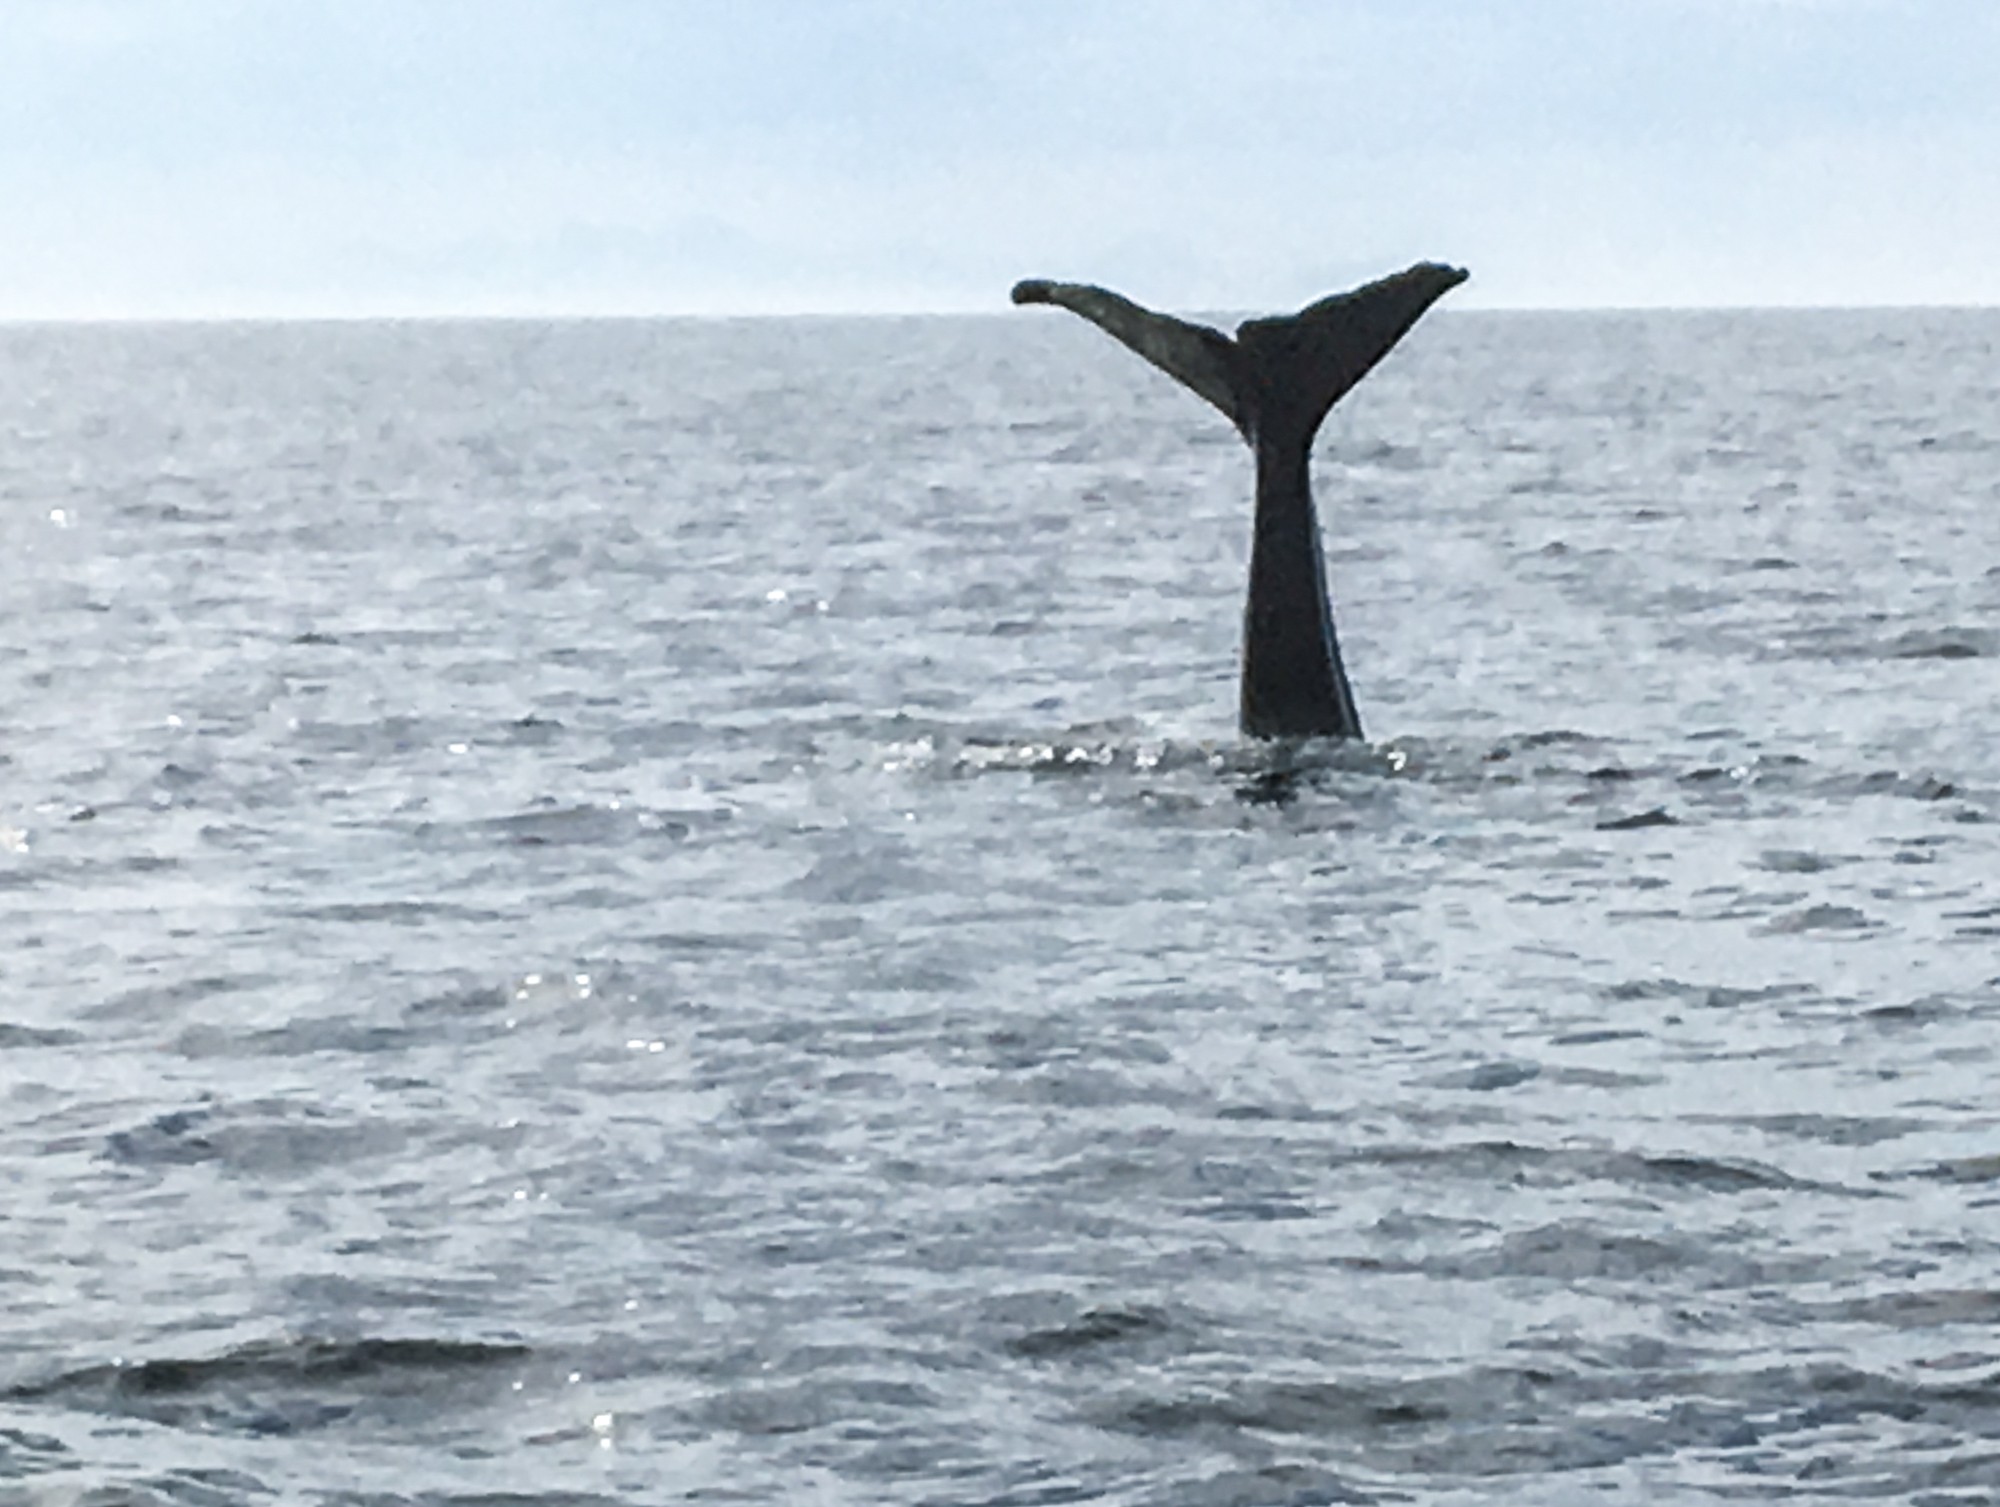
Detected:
[5,0,1996,319]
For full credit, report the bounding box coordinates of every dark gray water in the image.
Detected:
[2,308,1998,1505]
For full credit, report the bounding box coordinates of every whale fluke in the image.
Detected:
[1012,262,1467,740]
[1011,279,1249,435]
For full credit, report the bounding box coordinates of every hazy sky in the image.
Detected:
[4,0,1996,317]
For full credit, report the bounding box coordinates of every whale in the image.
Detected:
[1011,262,1467,739]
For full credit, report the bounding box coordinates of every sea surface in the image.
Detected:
[2,306,1998,1506]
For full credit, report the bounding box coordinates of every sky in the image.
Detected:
[3,0,1996,318]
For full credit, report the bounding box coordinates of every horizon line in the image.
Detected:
[4,296,1997,328]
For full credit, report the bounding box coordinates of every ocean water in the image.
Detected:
[1,306,1998,1506]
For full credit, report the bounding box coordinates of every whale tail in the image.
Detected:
[1009,263,1465,449]
[1012,263,1467,740]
